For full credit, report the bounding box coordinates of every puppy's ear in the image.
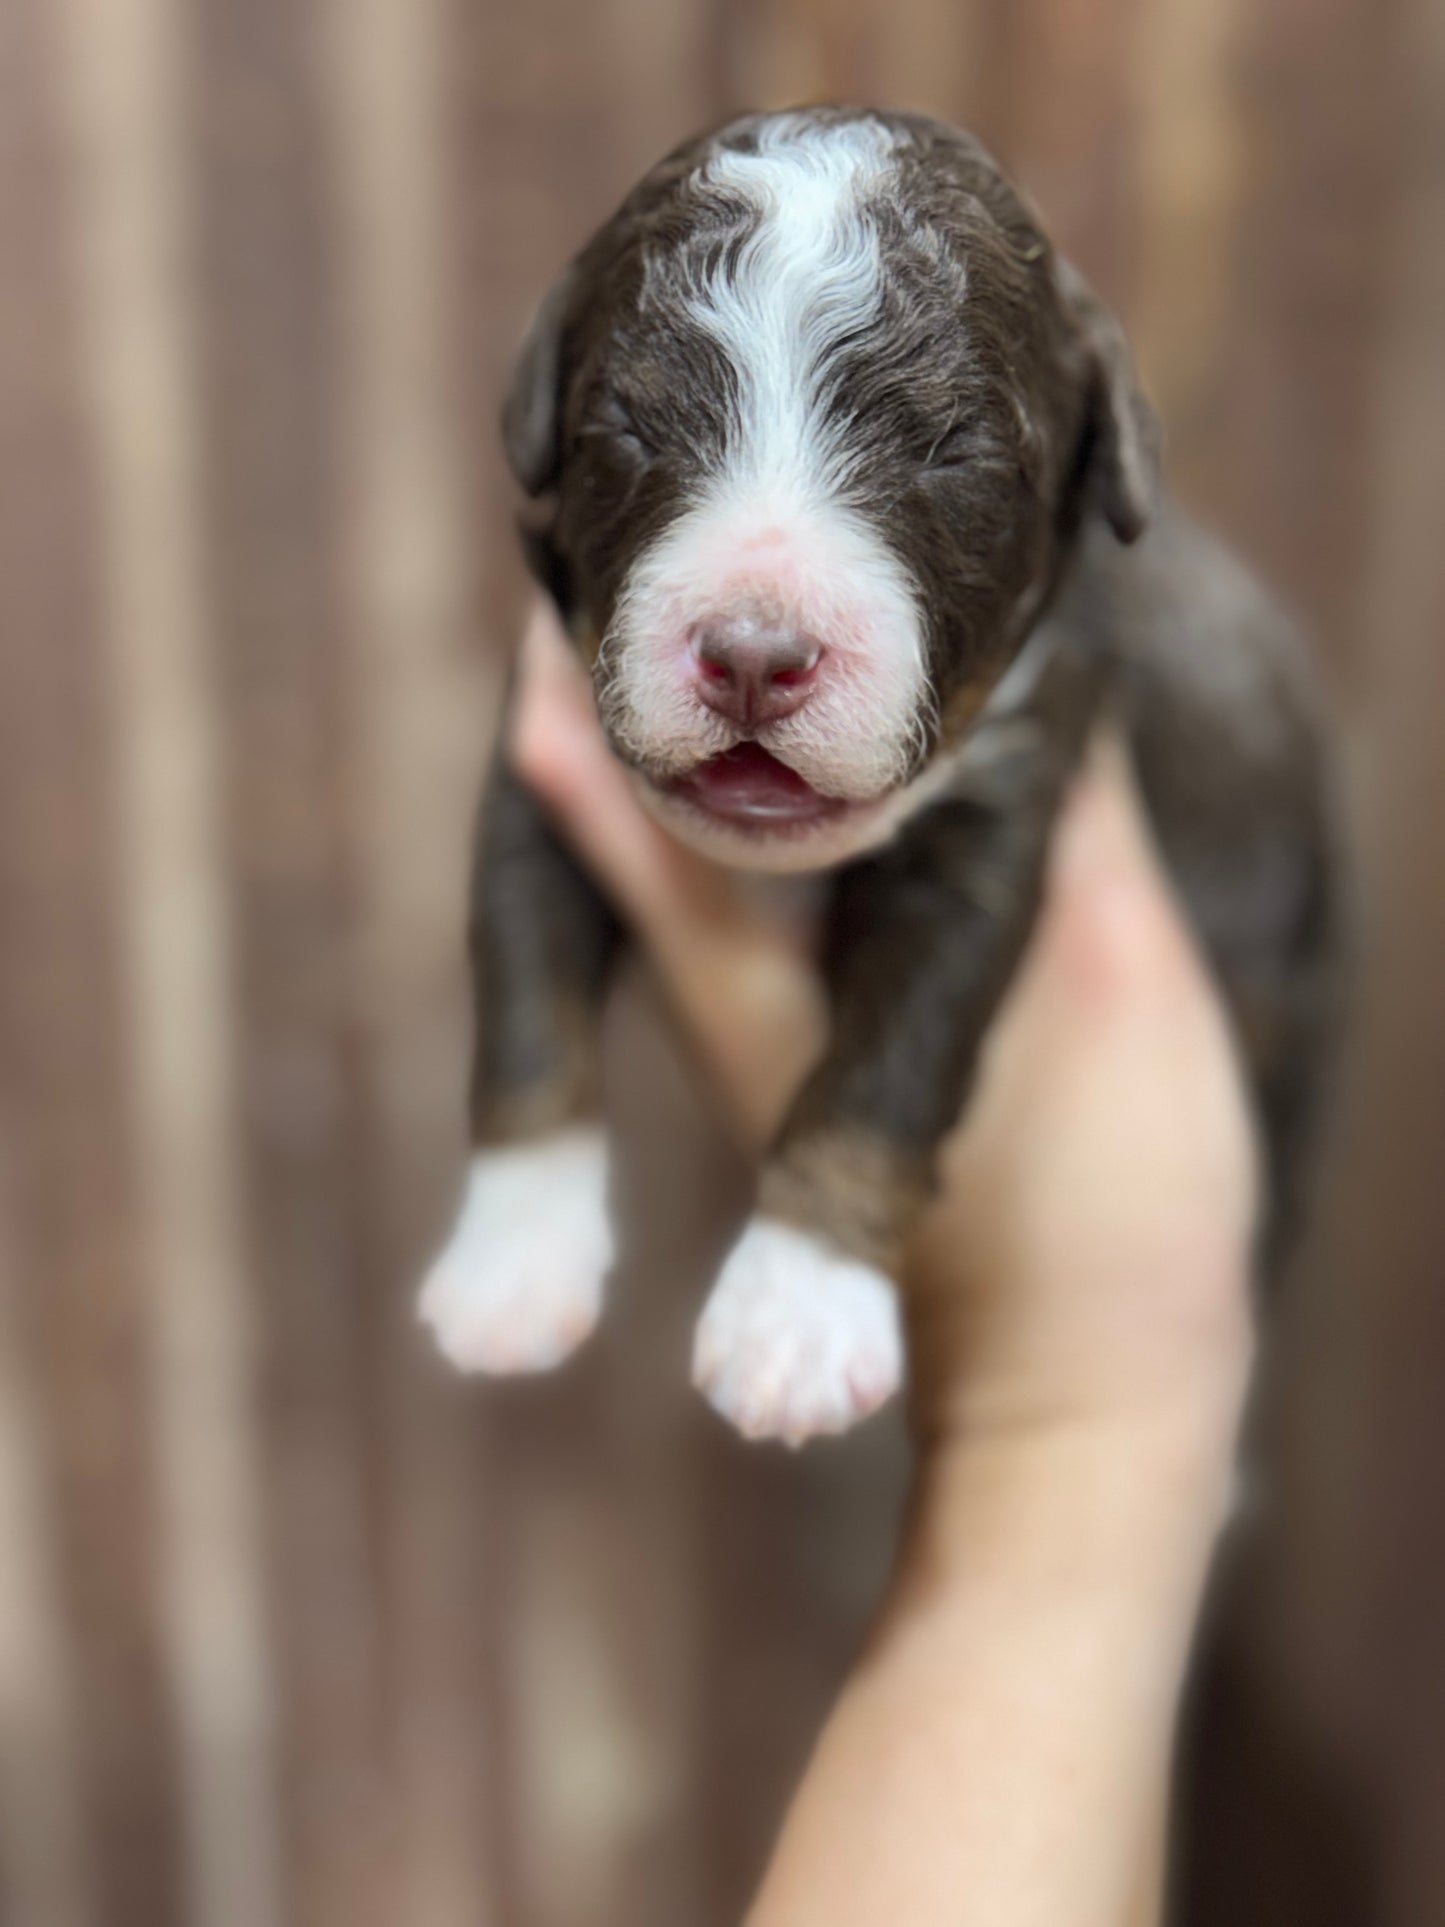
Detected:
[1057,259,1160,543]
[502,266,579,497]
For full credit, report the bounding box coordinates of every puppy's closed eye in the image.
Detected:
[580,394,661,467]
[923,413,986,473]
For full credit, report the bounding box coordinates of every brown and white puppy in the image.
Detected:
[419,107,1344,1444]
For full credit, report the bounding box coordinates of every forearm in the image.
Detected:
[747,1384,1243,1927]
[509,639,1257,1921]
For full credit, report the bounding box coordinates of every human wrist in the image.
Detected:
[746,1386,1245,1927]
[899,1362,1248,1650]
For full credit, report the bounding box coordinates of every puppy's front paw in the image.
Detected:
[418,1128,613,1374]
[692,1218,904,1445]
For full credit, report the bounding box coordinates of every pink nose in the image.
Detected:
[691,618,822,729]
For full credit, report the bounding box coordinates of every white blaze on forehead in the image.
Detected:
[603,116,932,826]
[688,113,900,492]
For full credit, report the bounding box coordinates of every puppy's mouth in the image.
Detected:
[664,745,848,829]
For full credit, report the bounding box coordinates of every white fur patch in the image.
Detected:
[601,115,930,822]
[605,491,929,800]
[692,1217,904,1445]
[418,1129,613,1374]
[690,115,900,499]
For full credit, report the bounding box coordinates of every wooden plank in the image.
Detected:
[317,0,508,1918]
[186,2,392,1920]
[0,4,183,1920]
[52,0,287,1918]
[1195,0,1408,674]
[1298,0,1445,1916]
[1128,0,1251,451]
[980,0,1148,292]
[0,1135,91,1927]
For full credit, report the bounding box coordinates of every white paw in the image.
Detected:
[418,1128,613,1374]
[692,1218,904,1445]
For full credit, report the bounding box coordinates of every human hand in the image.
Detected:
[509,600,1258,1925]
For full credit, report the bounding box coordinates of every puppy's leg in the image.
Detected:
[420,751,625,1373]
[695,661,1100,1443]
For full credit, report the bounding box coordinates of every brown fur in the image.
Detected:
[465,108,1345,1288]
[759,1130,935,1273]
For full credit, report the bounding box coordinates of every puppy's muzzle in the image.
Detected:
[690,615,822,730]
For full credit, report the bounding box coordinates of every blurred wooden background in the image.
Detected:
[2,0,1443,1921]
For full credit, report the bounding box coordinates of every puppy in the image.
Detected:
[420,107,1344,1444]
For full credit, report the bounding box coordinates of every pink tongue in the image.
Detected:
[679,745,840,824]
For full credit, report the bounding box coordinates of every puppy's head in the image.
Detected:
[506,107,1158,871]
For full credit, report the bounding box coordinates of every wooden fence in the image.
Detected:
[2,0,1444,1920]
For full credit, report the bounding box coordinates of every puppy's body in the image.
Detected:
[421,109,1344,1442]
